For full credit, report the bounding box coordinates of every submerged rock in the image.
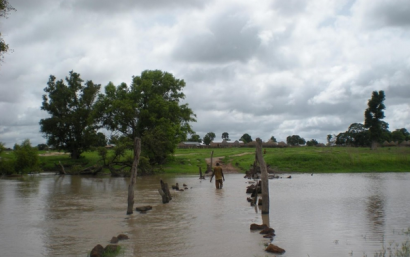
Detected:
[250,223,268,230]
[117,234,129,240]
[136,206,153,212]
[265,244,285,254]
[260,227,275,235]
[90,244,104,257]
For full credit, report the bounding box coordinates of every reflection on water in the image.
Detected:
[0,173,410,256]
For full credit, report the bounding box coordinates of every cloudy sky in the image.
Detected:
[1,0,410,147]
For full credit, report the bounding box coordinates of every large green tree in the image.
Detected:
[94,70,196,164]
[187,134,202,143]
[286,135,306,146]
[240,133,253,144]
[40,71,101,159]
[222,132,229,141]
[0,0,15,62]
[364,90,386,148]
[347,123,370,147]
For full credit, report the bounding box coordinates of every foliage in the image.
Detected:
[13,139,39,174]
[0,0,16,62]
[286,135,306,146]
[94,70,196,164]
[40,71,101,159]
[0,141,4,154]
[206,132,216,141]
[347,123,370,147]
[306,139,318,146]
[240,133,253,144]
[364,90,386,146]
[203,134,212,145]
[37,144,48,150]
[187,134,202,143]
[222,132,230,141]
[0,158,15,175]
[391,128,410,143]
[93,132,107,147]
[270,136,277,142]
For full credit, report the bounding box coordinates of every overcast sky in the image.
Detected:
[1,0,410,147]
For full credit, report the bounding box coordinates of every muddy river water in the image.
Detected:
[1,173,410,257]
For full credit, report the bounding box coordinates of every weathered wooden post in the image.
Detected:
[256,138,269,214]
[127,137,141,215]
[159,180,172,203]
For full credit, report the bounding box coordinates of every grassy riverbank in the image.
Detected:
[3,146,409,174]
[168,146,410,174]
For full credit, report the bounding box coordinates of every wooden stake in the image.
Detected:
[126,137,141,215]
[256,138,270,214]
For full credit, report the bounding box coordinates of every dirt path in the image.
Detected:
[205,156,241,174]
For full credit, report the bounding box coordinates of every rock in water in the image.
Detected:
[117,234,129,240]
[250,223,268,230]
[90,244,104,257]
[265,244,285,254]
[135,206,153,212]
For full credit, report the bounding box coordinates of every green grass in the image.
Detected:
[2,146,410,175]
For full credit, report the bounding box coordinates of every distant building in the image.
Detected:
[178,142,202,148]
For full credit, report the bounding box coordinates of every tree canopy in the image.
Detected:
[187,134,202,143]
[286,135,306,146]
[270,136,277,142]
[306,139,318,146]
[222,132,229,141]
[39,71,101,159]
[0,0,16,62]
[364,90,386,148]
[240,133,252,144]
[94,70,196,164]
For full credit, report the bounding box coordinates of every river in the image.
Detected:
[0,173,409,257]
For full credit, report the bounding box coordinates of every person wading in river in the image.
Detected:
[210,162,225,189]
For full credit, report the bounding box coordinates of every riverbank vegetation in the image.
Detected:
[2,146,409,176]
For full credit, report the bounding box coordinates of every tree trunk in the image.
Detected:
[256,138,270,214]
[127,137,141,215]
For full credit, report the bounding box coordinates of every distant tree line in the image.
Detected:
[333,91,409,148]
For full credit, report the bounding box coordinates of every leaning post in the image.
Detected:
[256,138,270,214]
[127,137,141,215]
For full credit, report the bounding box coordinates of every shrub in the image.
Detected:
[13,139,39,174]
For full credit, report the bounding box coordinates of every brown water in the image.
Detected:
[1,173,410,257]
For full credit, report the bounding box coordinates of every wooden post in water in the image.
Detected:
[159,180,172,203]
[126,137,141,215]
[199,167,204,179]
[256,138,269,214]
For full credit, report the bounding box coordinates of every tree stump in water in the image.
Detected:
[159,180,172,203]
